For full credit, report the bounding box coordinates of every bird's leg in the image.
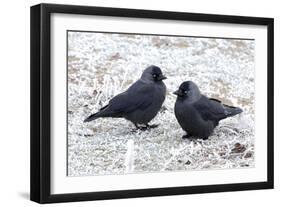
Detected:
[146,123,159,129]
[133,123,148,131]
[139,123,159,131]
[139,125,149,130]
[133,123,159,131]
[134,123,145,130]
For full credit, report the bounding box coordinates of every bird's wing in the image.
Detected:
[209,98,221,103]
[194,96,228,122]
[107,80,154,114]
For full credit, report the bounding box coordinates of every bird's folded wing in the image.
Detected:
[108,82,154,114]
[209,98,221,103]
[194,96,227,121]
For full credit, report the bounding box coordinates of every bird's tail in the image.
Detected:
[84,112,101,122]
[84,104,110,123]
[224,104,243,117]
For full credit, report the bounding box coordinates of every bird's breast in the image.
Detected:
[154,84,166,103]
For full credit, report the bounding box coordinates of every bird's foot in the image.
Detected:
[133,124,148,131]
[182,135,208,141]
[130,128,138,133]
[182,134,191,139]
[138,126,149,131]
[146,124,159,129]
[133,123,159,131]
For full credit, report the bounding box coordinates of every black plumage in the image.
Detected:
[174,81,243,139]
[84,65,167,130]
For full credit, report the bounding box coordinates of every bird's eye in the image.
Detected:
[153,74,157,78]
[184,90,188,94]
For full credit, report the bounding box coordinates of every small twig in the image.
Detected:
[125,139,135,173]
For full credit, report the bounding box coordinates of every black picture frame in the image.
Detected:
[30,3,274,204]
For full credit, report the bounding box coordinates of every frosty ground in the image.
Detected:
[67,32,255,176]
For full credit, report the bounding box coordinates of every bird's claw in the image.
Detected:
[147,124,159,129]
[182,133,209,140]
[138,126,149,131]
[133,123,159,131]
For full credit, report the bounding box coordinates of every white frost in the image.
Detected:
[67,32,255,176]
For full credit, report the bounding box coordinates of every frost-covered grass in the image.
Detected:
[67,31,255,176]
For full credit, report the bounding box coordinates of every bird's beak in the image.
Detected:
[173,89,183,96]
[157,75,167,81]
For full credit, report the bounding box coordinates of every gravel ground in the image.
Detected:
[67,31,255,176]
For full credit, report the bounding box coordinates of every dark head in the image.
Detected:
[173,81,201,101]
[141,65,167,83]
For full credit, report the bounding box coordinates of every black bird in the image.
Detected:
[174,81,243,140]
[84,65,167,130]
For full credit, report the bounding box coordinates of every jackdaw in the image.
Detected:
[174,81,243,139]
[84,65,167,130]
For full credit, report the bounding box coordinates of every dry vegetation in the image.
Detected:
[67,32,255,176]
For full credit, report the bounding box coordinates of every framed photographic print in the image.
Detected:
[30,3,274,203]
